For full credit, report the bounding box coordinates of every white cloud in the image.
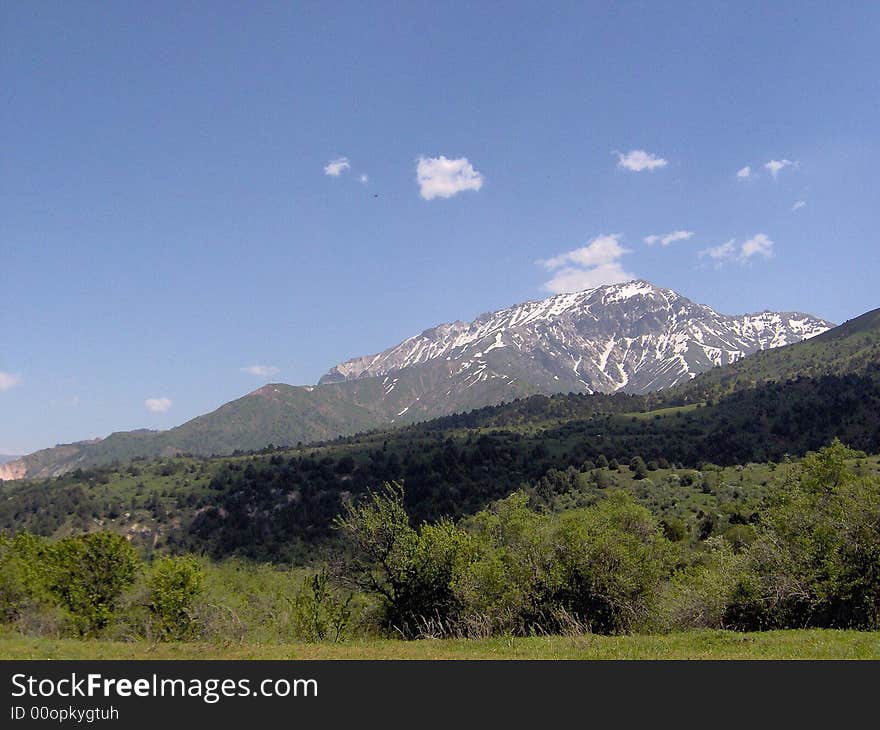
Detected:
[542,264,635,293]
[699,233,774,267]
[764,159,797,178]
[416,156,484,200]
[699,240,737,265]
[644,230,694,246]
[0,372,21,392]
[736,166,752,180]
[242,365,280,377]
[541,234,628,269]
[616,149,667,172]
[540,234,635,293]
[145,397,172,413]
[791,200,807,211]
[324,157,351,177]
[740,233,774,259]
[359,173,369,184]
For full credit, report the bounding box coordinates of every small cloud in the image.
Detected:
[740,233,774,259]
[736,166,752,180]
[145,397,172,413]
[324,157,351,177]
[644,230,694,246]
[0,372,21,392]
[699,233,774,268]
[542,264,635,293]
[541,234,628,270]
[616,149,667,172]
[764,159,797,178]
[540,234,635,293]
[242,365,280,377]
[359,173,369,184]
[699,240,738,267]
[416,156,484,200]
[791,200,807,212]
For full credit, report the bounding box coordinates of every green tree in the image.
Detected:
[630,456,648,480]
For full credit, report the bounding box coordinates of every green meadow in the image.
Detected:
[2,630,878,660]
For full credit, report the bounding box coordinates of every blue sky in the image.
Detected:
[2,1,878,454]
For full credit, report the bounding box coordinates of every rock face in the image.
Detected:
[0,460,26,481]
[2,280,833,481]
[320,280,833,395]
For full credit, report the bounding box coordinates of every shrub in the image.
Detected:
[658,537,746,631]
[630,456,649,480]
[46,533,140,635]
[726,440,880,630]
[334,482,475,638]
[0,533,62,634]
[548,492,671,633]
[459,491,672,635]
[145,556,205,641]
[290,567,353,642]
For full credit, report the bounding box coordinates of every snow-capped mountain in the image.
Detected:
[320,280,833,395]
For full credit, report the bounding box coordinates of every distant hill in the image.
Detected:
[0,281,832,480]
[0,455,21,466]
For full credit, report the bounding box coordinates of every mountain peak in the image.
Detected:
[319,283,833,393]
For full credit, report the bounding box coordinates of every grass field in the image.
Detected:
[2,630,879,660]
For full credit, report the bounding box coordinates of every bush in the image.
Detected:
[456,492,553,635]
[458,491,673,635]
[45,533,140,636]
[659,537,746,631]
[726,440,880,630]
[145,556,205,641]
[334,482,475,638]
[290,567,353,642]
[548,492,671,633]
[0,533,64,634]
[630,456,648,480]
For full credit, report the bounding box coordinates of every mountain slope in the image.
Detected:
[666,306,880,404]
[415,306,880,433]
[0,371,549,479]
[1,281,832,480]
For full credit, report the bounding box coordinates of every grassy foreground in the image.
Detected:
[2,630,879,660]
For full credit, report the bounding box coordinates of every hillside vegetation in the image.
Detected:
[3,443,880,645]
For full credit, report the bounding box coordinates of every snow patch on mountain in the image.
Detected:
[319,281,833,395]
